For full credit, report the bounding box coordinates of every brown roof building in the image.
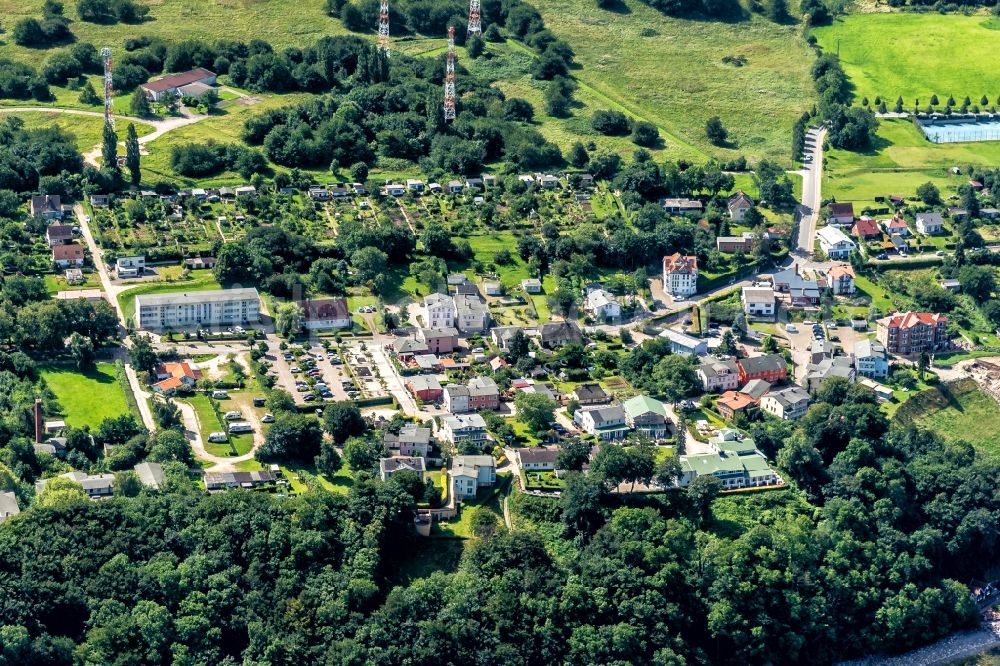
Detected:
[876,311,948,355]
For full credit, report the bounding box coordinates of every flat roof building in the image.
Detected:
[135,288,261,330]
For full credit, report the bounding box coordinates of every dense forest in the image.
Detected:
[0,377,995,664]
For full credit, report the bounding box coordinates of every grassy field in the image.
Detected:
[813,14,1000,104]
[897,380,1000,459]
[823,118,1000,204]
[117,270,221,322]
[0,0,348,68]
[41,362,131,429]
[0,110,156,153]
[535,0,815,162]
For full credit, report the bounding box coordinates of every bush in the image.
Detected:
[631,120,659,147]
[591,109,631,135]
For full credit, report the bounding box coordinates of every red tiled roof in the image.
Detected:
[852,218,880,237]
[156,361,202,382]
[142,68,215,93]
[879,311,947,329]
[828,263,855,280]
[52,244,84,261]
[718,391,755,412]
[662,252,698,274]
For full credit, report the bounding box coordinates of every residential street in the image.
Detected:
[74,203,157,432]
[795,126,827,256]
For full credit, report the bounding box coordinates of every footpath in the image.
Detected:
[837,623,1000,666]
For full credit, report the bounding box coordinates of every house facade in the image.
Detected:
[299,298,352,330]
[876,311,948,355]
[661,253,699,297]
[31,195,62,220]
[384,425,432,457]
[441,414,488,446]
[727,191,754,222]
[417,327,459,353]
[53,244,85,268]
[698,358,740,392]
[540,321,583,348]
[737,354,787,385]
[916,212,944,235]
[574,405,629,440]
[450,455,496,499]
[760,385,811,420]
[817,226,856,259]
[622,395,669,439]
[516,447,560,471]
[454,294,490,333]
[379,456,426,482]
[827,263,856,295]
[135,288,261,330]
[585,288,621,322]
[116,255,146,278]
[854,339,889,379]
[741,284,776,318]
[406,376,443,402]
[659,328,708,356]
[423,293,455,329]
[828,202,855,225]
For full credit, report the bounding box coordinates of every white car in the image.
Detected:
[262,413,275,423]
[785,324,798,333]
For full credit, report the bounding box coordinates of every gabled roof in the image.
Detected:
[622,395,666,419]
[52,244,84,261]
[573,383,609,401]
[740,379,771,401]
[540,321,582,342]
[46,224,74,241]
[718,391,756,412]
[738,354,787,376]
[828,202,854,217]
[877,311,947,329]
[380,456,427,474]
[827,263,855,280]
[727,191,754,211]
[518,446,560,465]
[817,225,854,246]
[143,68,215,93]
[852,217,881,237]
[662,253,698,274]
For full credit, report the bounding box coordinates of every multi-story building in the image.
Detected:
[876,311,948,355]
[854,339,889,379]
[698,358,740,392]
[135,288,261,330]
[450,455,496,500]
[423,293,455,329]
[817,226,857,259]
[441,414,488,446]
[760,385,811,421]
[736,354,787,385]
[443,385,470,414]
[453,294,490,333]
[622,395,670,439]
[741,284,776,318]
[827,263,856,295]
[574,405,629,441]
[662,253,699,297]
[727,191,754,222]
[383,425,432,457]
[467,377,500,411]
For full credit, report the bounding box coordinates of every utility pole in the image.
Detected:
[467,0,481,35]
[378,0,390,56]
[443,26,456,122]
[102,47,114,128]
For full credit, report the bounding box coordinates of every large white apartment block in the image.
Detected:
[135,288,261,330]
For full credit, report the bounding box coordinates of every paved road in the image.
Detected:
[795,126,828,256]
[73,203,157,432]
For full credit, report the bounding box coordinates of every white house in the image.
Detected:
[443,384,470,414]
[441,414,488,446]
[453,294,490,333]
[299,298,352,330]
[379,456,426,482]
[450,455,496,500]
[760,385,811,421]
[585,288,621,321]
[662,253,699,297]
[817,226,856,259]
[574,405,629,441]
[659,328,708,356]
[423,293,455,329]
[854,339,889,379]
[115,255,145,278]
[727,191,754,222]
[915,212,944,235]
[827,264,856,296]
[741,284,776,318]
[698,358,740,392]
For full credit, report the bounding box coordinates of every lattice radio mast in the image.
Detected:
[102,47,114,128]
[468,0,481,35]
[443,27,456,121]
[378,0,391,55]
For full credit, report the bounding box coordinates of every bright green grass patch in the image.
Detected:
[41,362,130,429]
[824,119,1000,202]
[535,0,814,162]
[432,473,512,538]
[813,14,1000,104]
[906,382,1000,459]
[117,271,222,322]
[0,0,348,68]
[0,110,155,154]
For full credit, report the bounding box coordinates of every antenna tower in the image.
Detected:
[468,0,481,35]
[443,27,456,121]
[378,0,391,55]
[102,47,114,127]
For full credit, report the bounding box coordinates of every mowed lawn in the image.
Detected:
[0,0,349,68]
[813,14,1000,104]
[41,362,130,429]
[535,0,815,162]
[823,119,1000,204]
[914,387,1000,460]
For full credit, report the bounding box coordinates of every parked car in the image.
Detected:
[253,397,266,407]
[211,390,228,399]
[785,324,798,333]
[262,413,275,423]
[303,394,315,402]
[290,366,301,373]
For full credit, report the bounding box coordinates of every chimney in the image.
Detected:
[34,398,42,445]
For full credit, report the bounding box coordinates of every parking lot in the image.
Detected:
[769,320,868,382]
[266,338,391,407]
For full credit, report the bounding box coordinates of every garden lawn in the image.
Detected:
[432,474,511,538]
[41,362,131,429]
[823,119,1000,204]
[118,271,222,322]
[813,14,1000,104]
